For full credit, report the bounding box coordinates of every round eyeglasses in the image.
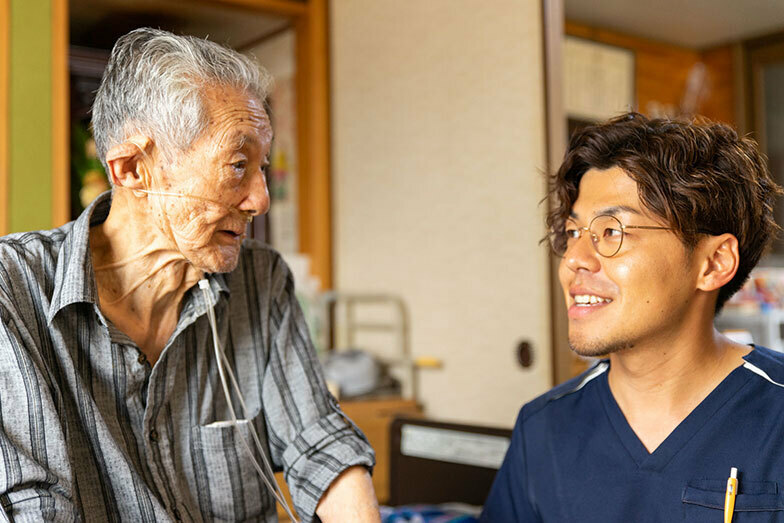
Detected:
[549,214,673,258]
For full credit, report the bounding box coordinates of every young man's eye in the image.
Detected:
[603,227,622,239]
[565,228,580,239]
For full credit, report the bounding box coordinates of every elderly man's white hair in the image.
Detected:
[92,27,273,173]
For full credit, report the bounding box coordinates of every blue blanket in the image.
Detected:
[380,504,479,523]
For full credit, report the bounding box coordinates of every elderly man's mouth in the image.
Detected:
[218,230,243,241]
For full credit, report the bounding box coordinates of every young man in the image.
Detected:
[482,113,784,522]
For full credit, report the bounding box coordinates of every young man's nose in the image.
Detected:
[563,232,601,273]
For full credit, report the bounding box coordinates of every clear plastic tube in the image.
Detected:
[198,280,300,522]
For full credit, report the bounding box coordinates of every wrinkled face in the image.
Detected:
[147,86,272,273]
[558,166,700,357]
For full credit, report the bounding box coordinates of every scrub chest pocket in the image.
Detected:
[682,479,784,521]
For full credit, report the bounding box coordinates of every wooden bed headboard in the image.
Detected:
[388,417,513,507]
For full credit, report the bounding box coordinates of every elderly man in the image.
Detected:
[482,113,784,521]
[0,28,378,522]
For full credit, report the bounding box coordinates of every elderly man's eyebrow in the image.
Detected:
[226,133,250,149]
[226,132,266,150]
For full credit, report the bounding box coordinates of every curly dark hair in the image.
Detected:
[547,112,783,313]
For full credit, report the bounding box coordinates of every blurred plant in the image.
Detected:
[269,148,290,200]
[71,121,110,214]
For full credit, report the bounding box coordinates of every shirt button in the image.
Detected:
[149,429,158,442]
[137,354,147,365]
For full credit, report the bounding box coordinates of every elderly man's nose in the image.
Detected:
[239,168,270,216]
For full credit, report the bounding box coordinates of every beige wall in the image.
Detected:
[331,0,552,427]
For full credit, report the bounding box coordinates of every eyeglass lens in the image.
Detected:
[559,215,625,257]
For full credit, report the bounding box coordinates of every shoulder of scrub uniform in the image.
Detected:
[743,344,784,389]
[520,360,608,423]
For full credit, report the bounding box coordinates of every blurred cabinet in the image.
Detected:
[341,397,423,504]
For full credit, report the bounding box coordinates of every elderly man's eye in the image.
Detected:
[231,160,247,171]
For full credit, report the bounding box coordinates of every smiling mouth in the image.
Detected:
[573,294,613,306]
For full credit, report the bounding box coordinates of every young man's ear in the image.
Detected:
[696,233,739,292]
[104,136,155,189]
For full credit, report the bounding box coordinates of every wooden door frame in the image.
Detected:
[542,0,571,385]
[0,0,8,235]
[53,0,334,288]
[743,31,784,149]
[52,0,68,228]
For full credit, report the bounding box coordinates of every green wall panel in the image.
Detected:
[9,0,52,232]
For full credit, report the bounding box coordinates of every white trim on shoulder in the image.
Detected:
[552,361,609,400]
[743,362,784,389]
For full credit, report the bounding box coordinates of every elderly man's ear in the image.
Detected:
[105,136,155,189]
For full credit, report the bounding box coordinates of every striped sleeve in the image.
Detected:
[0,300,77,522]
[261,258,375,521]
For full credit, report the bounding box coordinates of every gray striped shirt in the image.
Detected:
[0,193,374,522]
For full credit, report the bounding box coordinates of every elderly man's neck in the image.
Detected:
[89,191,203,364]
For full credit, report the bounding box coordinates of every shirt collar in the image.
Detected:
[209,272,231,295]
[48,191,111,324]
[48,191,232,325]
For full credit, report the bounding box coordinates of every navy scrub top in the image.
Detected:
[481,345,784,522]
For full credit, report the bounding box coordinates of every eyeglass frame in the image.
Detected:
[551,214,674,258]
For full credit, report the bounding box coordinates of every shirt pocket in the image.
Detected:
[682,479,784,521]
[191,412,276,522]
